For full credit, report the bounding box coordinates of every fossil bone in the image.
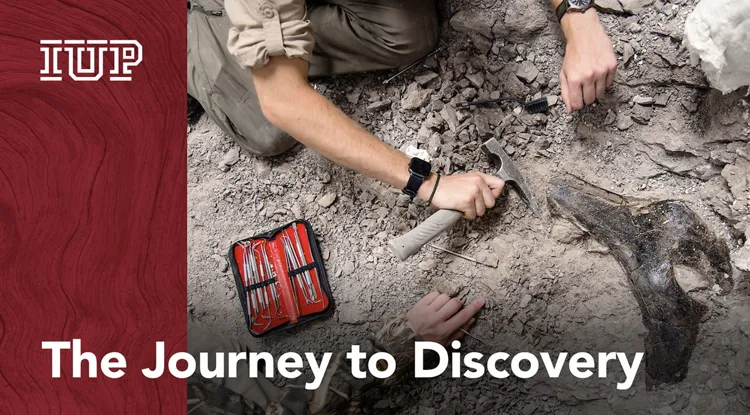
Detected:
[548,175,733,387]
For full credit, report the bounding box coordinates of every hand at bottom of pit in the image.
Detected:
[406,292,486,345]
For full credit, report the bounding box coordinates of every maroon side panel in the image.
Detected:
[0,0,187,412]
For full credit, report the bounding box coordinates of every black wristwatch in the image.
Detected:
[556,0,594,22]
[403,157,432,199]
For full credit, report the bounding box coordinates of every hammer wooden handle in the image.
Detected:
[388,209,463,261]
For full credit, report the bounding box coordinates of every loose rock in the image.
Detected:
[220,148,240,171]
[631,104,653,124]
[450,9,495,40]
[367,100,391,111]
[466,72,485,88]
[617,114,634,130]
[492,0,548,42]
[684,0,750,93]
[434,278,461,296]
[622,43,635,66]
[440,105,460,132]
[418,259,437,272]
[654,92,671,107]
[596,0,625,14]
[516,61,540,83]
[415,71,439,86]
[401,82,431,110]
[633,95,655,105]
[620,0,653,14]
[318,192,337,208]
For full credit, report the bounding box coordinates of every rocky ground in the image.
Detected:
[188,0,750,413]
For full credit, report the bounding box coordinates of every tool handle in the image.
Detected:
[388,209,463,261]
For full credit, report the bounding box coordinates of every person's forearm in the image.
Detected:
[549,0,602,40]
[253,57,427,196]
[274,88,411,188]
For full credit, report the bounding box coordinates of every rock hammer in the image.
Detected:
[388,137,541,261]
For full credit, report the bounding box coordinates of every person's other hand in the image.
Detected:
[559,11,617,113]
[406,292,486,345]
[418,172,504,219]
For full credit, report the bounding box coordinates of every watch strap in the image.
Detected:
[403,173,424,198]
[556,0,569,22]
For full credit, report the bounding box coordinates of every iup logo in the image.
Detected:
[40,40,142,82]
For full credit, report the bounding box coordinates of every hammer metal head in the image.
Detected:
[481,138,541,217]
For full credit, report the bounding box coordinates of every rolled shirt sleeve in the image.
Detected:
[225,0,315,69]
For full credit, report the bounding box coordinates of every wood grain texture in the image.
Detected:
[0,0,187,412]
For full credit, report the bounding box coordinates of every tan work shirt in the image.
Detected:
[226,0,314,69]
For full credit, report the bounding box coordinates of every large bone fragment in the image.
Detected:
[548,175,733,387]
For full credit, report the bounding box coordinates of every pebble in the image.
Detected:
[654,92,671,107]
[622,43,635,66]
[346,90,360,104]
[631,104,653,124]
[440,105,460,132]
[633,95,655,105]
[367,100,391,111]
[219,148,240,170]
[547,95,559,106]
[616,113,634,130]
[290,203,302,218]
[418,259,437,271]
[597,0,625,13]
[415,71,439,86]
[433,278,461,296]
[318,192,337,208]
[516,61,539,83]
[401,82,431,110]
[466,72,485,88]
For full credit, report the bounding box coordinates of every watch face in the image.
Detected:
[569,0,591,8]
[409,158,432,177]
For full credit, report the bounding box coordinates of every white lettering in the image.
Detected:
[617,352,643,390]
[142,341,165,378]
[101,352,126,379]
[168,352,195,379]
[41,341,70,378]
[540,352,568,378]
[511,352,539,379]
[347,345,367,379]
[569,352,595,379]
[278,352,303,379]
[306,352,332,389]
[415,342,448,378]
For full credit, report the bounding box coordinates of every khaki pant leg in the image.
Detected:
[307,0,439,76]
[188,2,296,156]
[187,315,283,411]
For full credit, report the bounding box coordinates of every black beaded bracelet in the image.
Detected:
[426,173,441,206]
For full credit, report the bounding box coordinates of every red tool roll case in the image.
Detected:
[228,220,333,337]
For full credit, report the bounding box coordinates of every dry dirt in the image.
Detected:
[187,0,750,413]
